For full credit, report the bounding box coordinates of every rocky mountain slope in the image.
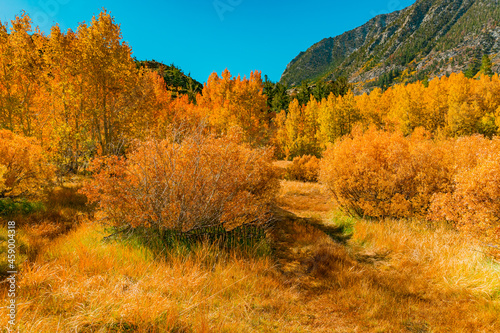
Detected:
[280,0,500,91]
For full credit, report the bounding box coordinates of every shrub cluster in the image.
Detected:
[82,129,280,232]
[429,137,500,247]
[320,127,454,218]
[285,155,320,182]
[320,128,500,248]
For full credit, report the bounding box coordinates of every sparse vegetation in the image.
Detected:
[281,0,500,91]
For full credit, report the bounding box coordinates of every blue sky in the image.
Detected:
[1,0,416,83]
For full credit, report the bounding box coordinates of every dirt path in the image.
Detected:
[265,182,365,332]
[267,206,350,279]
[276,180,334,219]
[266,180,499,332]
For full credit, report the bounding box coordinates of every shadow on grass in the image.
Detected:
[101,222,274,267]
[0,184,94,274]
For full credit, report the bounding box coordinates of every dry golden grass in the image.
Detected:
[267,207,500,332]
[272,160,292,170]
[273,180,500,332]
[1,222,356,332]
[349,218,500,299]
[276,180,333,220]
[0,184,89,267]
[1,178,499,332]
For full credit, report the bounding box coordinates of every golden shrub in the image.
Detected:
[0,130,53,199]
[82,129,280,232]
[285,155,320,182]
[320,127,454,218]
[429,137,500,248]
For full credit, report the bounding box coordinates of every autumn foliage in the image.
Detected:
[320,127,454,218]
[82,128,279,232]
[274,72,500,158]
[275,92,360,159]
[0,11,200,173]
[0,130,53,199]
[285,155,320,182]
[320,128,500,248]
[197,69,270,146]
[1,9,500,251]
[429,137,500,248]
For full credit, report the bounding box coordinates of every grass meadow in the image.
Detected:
[0,175,499,332]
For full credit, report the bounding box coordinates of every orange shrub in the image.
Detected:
[320,127,454,218]
[82,129,279,232]
[429,137,500,249]
[285,155,320,182]
[0,130,53,199]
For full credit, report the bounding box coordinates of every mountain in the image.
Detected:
[280,0,500,91]
[136,60,203,100]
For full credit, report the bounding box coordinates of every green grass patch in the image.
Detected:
[0,198,45,216]
[330,210,357,237]
[105,224,272,261]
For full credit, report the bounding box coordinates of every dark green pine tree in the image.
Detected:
[296,80,312,105]
[271,83,290,113]
[263,76,290,113]
[464,57,481,78]
[479,55,494,77]
[263,75,276,111]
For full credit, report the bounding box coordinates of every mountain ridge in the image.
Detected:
[280,0,500,91]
